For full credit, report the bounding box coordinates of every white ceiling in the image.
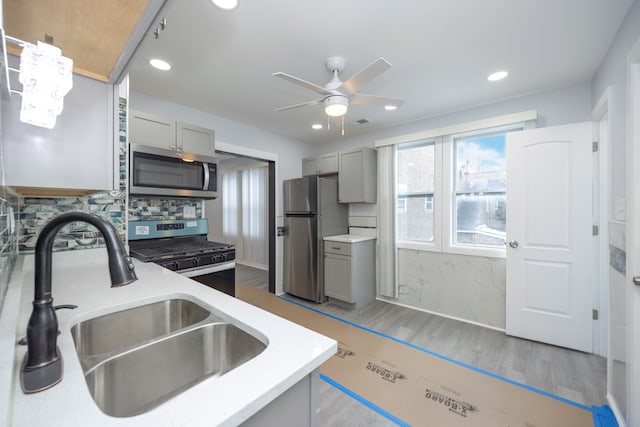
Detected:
[128,0,633,145]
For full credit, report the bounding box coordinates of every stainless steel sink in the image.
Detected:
[70,299,267,417]
[71,299,209,361]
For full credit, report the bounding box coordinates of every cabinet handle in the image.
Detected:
[331,246,340,250]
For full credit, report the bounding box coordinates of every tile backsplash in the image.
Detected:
[128,198,202,222]
[18,193,126,253]
[0,188,19,310]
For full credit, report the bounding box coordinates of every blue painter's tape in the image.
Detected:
[277,294,617,425]
[592,405,620,427]
[319,373,410,426]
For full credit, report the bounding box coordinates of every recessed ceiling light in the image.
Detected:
[385,105,398,111]
[312,124,323,130]
[212,0,238,10]
[149,59,171,71]
[488,71,508,82]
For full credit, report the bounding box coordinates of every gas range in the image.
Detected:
[128,219,235,277]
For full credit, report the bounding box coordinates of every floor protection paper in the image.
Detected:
[236,284,601,427]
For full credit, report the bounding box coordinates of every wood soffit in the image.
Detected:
[3,0,150,82]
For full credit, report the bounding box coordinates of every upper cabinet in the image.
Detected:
[2,71,119,195]
[177,122,215,156]
[302,152,338,176]
[130,110,215,156]
[1,0,172,196]
[3,0,172,83]
[338,147,377,204]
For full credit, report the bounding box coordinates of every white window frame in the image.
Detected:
[378,110,537,259]
[442,126,516,259]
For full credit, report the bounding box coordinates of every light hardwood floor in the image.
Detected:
[235,264,607,426]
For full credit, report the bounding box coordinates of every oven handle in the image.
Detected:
[202,162,210,191]
[179,261,235,278]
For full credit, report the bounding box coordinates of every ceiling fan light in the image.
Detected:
[212,0,238,10]
[324,96,348,117]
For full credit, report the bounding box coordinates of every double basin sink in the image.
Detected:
[70,298,267,418]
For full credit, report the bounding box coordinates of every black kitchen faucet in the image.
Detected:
[21,211,138,393]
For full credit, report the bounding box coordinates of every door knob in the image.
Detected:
[509,240,519,249]
[633,276,640,286]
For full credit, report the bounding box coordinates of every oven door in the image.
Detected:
[180,261,236,297]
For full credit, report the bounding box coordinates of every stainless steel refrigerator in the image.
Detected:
[283,176,348,303]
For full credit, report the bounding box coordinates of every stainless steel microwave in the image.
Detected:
[129,143,218,199]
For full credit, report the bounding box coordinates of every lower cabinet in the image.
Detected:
[242,369,319,427]
[323,237,375,310]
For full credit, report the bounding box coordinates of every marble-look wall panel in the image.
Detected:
[395,248,506,329]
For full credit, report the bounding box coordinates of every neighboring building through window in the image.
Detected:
[396,140,435,243]
[453,132,506,248]
[395,124,519,256]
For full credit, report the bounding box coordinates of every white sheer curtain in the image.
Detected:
[241,166,268,267]
[222,171,238,243]
[377,145,398,297]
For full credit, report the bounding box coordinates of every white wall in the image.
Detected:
[310,81,592,156]
[305,82,593,329]
[591,0,640,424]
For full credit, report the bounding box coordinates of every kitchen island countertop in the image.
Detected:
[0,248,336,426]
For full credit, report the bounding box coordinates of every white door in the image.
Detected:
[506,122,593,353]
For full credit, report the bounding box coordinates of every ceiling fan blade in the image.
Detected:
[274,98,324,112]
[341,57,392,95]
[349,93,404,108]
[273,72,333,96]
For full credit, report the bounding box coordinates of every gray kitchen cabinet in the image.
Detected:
[130,110,215,156]
[2,70,118,195]
[177,122,215,156]
[338,147,377,203]
[323,237,375,309]
[243,369,319,427]
[302,152,338,176]
[130,110,176,150]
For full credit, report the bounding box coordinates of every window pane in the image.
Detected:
[453,132,507,249]
[397,195,435,242]
[397,141,435,243]
[455,134,506,193]
[455,193,506,247]
[398,142,434,194]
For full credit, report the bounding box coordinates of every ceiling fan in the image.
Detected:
[273,57,404,120]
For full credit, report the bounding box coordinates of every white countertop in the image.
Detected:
[0,249,336,427]
[323,234,376,243]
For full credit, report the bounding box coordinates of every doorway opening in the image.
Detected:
[205,146,276,294]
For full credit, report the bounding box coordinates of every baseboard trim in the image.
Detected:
[375,296,506,333]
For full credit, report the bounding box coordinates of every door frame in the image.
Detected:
[625,36,640,427]
[592,87,611,359]
[215,141,278,294]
